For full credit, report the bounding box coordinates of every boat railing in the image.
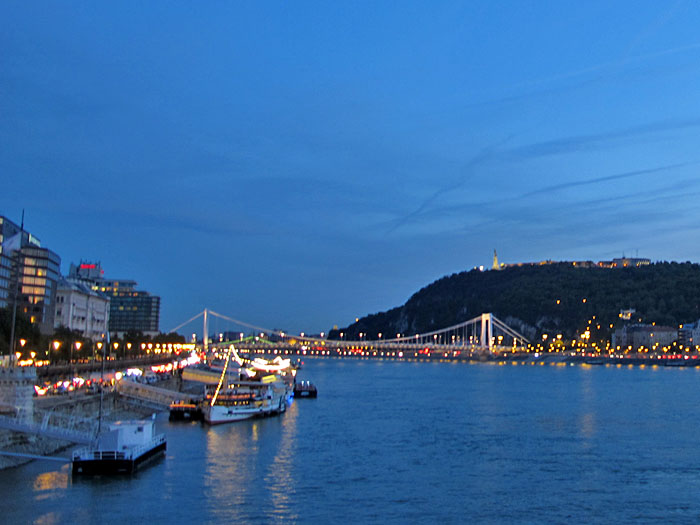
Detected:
[129,433,166,459]
[72,434,166,462]
[72,448,130,461]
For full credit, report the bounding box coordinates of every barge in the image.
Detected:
[72,419,166,475]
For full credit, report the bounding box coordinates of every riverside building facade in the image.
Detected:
[68,262,160,336]
[0,215,61,335]
[54,277,110,341]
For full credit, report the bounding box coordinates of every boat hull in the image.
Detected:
[203,394,287,425]
[72,440,167,475]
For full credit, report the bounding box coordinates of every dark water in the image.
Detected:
[4,359,700,524]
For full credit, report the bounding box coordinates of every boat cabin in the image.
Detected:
[98,420,157,451]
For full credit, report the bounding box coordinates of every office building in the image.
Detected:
[0,215,61,335]
[69,261,160,336]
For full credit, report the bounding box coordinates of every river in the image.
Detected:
[3,358,700,523]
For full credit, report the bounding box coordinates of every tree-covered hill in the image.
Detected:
[329,262,700,342]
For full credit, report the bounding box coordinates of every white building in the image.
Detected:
[54,277,110,341]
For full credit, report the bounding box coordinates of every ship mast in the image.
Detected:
[97,331,109,436]
[8,210,24,367]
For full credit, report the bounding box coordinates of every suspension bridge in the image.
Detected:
[169,309,530,355]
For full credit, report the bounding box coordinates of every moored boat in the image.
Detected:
[293,380,318,398]
[72,418,166,475]
[202,378,288,424]
[169,401,203,421]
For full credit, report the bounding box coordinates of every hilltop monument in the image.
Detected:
[492,249,501,271]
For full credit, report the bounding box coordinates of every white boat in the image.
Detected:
[201,345,291,425]
[72,418,166,475]
[202,379,287,425]
[73,333,167,475]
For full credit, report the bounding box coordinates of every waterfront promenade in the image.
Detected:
[218,341,700,368]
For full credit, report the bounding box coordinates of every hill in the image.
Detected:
[329,262,700,342]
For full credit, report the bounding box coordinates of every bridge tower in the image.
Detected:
[203,308,209,353]
[480,313,493,351]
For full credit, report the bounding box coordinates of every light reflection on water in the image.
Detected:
[204,419,259,522]
[33,469,69,492]
[3,360,700,523]
[265,400,298,521]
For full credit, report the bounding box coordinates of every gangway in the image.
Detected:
[0,408,97,445]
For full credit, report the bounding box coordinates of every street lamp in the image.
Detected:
[72,341,81,375]
[51,340,61,364]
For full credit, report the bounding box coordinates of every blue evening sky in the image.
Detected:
[3,2,700,335]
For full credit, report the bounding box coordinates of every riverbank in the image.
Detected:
[0,392,157,470]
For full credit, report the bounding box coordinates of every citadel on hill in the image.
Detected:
[486,249,651,272]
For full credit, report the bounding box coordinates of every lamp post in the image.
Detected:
[18,339,26,362]
[73,341,81,378]
[51,340,61,365]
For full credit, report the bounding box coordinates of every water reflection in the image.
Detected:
[204,422,258,522]
[33,468,69,492]
[264,400,299,521]
[33,511,62,525]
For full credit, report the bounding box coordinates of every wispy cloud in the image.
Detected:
[384,136,513,233]
[382,115,700,235]
[520,162,694,198]
[504,118,700,160]
[381,161,697,242]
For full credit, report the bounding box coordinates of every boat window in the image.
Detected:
[137,426,144,432]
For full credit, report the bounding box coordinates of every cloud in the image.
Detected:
[380,162,697,245]
[504,118,700,161]
[520,162,694,198]
[381,119,699,236]
[384,136,514,233]
[457,40,700,116]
